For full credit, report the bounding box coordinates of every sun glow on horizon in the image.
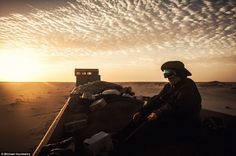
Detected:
[0,49,41,82]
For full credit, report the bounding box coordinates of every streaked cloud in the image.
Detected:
[0,0,236,81]
[0,0,235,58]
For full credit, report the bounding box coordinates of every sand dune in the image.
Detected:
[0,81,235,153]
[0,82,74,152]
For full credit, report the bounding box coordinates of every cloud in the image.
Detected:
[0,0,235,62]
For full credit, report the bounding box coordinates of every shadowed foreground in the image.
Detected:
[35,90,236,156]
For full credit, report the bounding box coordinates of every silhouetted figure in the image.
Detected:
[113,61,202,144]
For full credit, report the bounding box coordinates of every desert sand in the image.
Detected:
[0,82,74,152]
[0,81,235,153]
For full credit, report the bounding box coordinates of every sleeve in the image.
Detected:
[140,84,170,114]
[153,86,201,119]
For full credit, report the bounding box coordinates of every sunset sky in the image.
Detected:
[0,0,236,82]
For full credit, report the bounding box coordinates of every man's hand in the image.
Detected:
[147,112,158,121]
[132,112,142,122]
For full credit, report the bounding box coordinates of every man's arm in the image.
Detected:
[133,84,170,122]
[153,87,201,119]
[140,84,170,115]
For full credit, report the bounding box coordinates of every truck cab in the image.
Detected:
[75,69,101,86]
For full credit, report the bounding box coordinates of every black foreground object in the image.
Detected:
[35,93,236,156]
[40,137,77,155]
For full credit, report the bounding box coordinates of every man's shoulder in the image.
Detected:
[185,78,197,85]
[182,78,198,90]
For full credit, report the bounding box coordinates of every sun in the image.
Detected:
[0,49,40,82]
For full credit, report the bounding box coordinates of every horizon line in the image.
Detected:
[0,80,236,83]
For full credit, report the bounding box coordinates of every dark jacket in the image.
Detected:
[141,78,202,122]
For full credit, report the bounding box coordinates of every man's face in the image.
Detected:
[167,75,181,85]
[163,69,181,85]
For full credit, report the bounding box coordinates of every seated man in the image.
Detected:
[113,61,202,143]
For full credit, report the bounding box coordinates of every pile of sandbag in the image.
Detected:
[42,81,144,156]
[75,81,123,95]
[66,81,143,139]
[71,81,136,104]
